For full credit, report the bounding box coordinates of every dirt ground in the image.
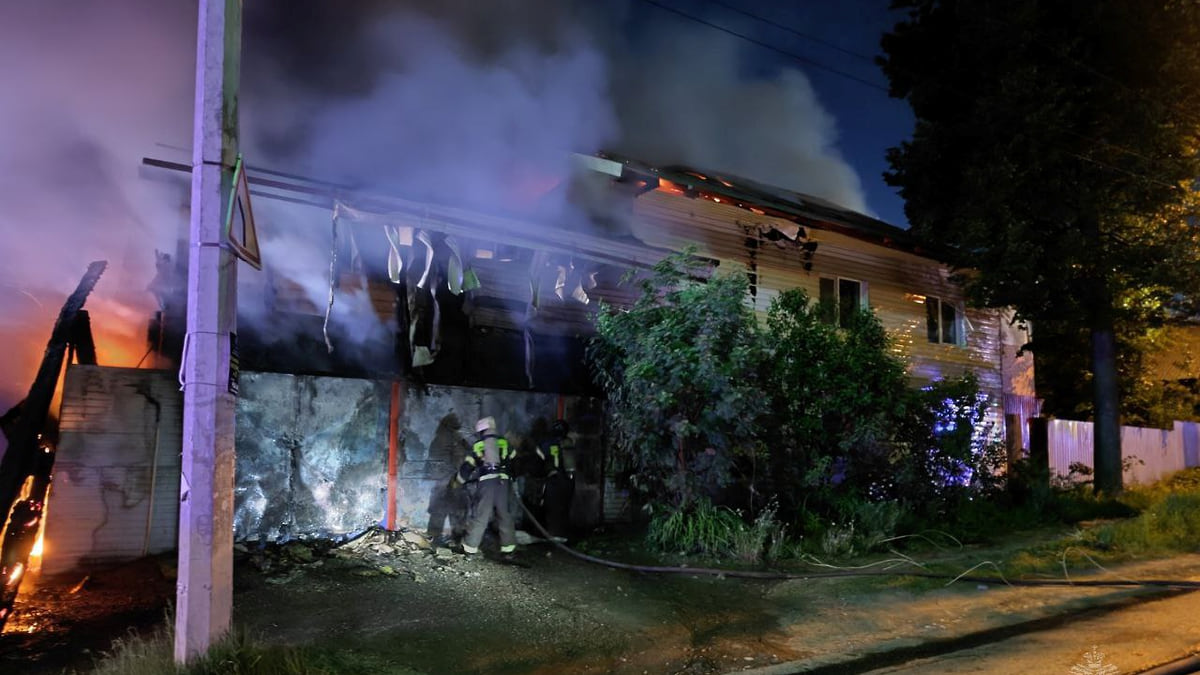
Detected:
[5,528,1200,675]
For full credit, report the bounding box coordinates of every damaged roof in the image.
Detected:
[590,152,930,257]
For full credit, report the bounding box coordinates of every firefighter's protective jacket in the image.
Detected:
[458,433,514,483]
[535,437,574,478]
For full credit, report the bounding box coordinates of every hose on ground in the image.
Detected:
[516,500,1200,591]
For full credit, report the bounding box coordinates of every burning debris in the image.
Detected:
[1,262,106,632]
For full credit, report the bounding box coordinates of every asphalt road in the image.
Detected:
[857,587,1200,675]
[738,584,1200,675]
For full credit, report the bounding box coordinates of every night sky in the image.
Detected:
[622,0,913,226]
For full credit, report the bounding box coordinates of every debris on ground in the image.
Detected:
[236,527,544,586]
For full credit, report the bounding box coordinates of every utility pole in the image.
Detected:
[176,0,241,663]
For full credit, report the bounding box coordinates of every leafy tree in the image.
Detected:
[760,290,910,517]
[1036,319,1200,429]
[880,0,1200,494]
[589,253,763,508]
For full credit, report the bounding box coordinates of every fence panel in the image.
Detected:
[1045,419,1190,485]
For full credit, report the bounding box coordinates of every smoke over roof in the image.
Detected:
[0,0,871,449]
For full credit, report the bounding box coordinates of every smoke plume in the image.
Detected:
[0,0,871,458]
[0,0,195,457]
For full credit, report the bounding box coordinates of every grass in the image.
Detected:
[993,468,1200,578]
[637,469,1200,589]
[84,623,412,675]
[645,499,789,563]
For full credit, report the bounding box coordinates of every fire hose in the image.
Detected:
[514,498,1200,590]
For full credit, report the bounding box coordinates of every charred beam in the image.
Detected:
[0,261,107,522]
[0,260,106,628]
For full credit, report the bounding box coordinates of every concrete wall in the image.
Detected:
[45,366,604,572]
[395,384,606,539]
[234,372,390,542]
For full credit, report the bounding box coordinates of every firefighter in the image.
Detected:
[456,417,517,556]
[537,419,575,540]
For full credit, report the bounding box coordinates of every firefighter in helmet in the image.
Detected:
[537,419,575,540]
[456,417,517,556]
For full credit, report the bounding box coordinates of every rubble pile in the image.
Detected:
[235,528,492,585]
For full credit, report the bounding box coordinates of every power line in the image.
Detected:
[635,0,889,93]
[701,0,877,63]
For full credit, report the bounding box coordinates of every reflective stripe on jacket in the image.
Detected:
[463,434,513,480]
[537,440,576,478]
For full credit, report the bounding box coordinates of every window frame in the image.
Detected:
[925,295,965,347]
[819,276,869,328]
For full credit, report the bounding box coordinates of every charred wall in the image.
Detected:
[46,365,604,572]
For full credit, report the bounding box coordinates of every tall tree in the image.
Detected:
[880,0,1200,495]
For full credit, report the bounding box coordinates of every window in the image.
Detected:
[925,296,962,345]
[819,277,867,327]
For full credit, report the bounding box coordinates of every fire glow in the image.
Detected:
[657,178,686,195]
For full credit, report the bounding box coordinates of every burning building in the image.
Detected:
[33,152,1036,574]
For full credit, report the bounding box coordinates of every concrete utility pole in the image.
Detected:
[176,0,241,663]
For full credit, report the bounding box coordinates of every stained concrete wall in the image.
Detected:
[46,366,605,572]
[234,372,390,542]
[397,384,606,540]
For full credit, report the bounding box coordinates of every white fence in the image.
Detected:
[1047,419,1200,485]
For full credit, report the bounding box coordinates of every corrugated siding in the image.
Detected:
[1047,419,1193,485]
[45,365,182,575]
[602,477,633,523]
[632,192,1006,413]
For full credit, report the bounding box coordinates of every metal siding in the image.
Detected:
[45,366,182,575]
[632,192,1007,410]
[1047,419,1189,485]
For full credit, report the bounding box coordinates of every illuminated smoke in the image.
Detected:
[608,22,870,214]
[0,0,195,455]
[0,0,871,458]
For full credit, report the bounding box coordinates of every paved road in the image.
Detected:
[739,555,1200,675]
[858,587,1200,674]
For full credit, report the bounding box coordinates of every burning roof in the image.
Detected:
[586,152,926,256]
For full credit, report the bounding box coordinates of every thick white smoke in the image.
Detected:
[609,24,870,214]
[0,0,872,459]
[0,0,195,457]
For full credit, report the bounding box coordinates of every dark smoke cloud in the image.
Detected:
[236,0,870,342]
[241,0,868,211]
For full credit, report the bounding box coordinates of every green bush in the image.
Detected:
[589,253,1016,555]
[590,252,763,508]
[646,499,746,556]
[729,502,787,563]
[760,289,911,518]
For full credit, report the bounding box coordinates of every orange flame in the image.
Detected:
[658,179,685,195]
